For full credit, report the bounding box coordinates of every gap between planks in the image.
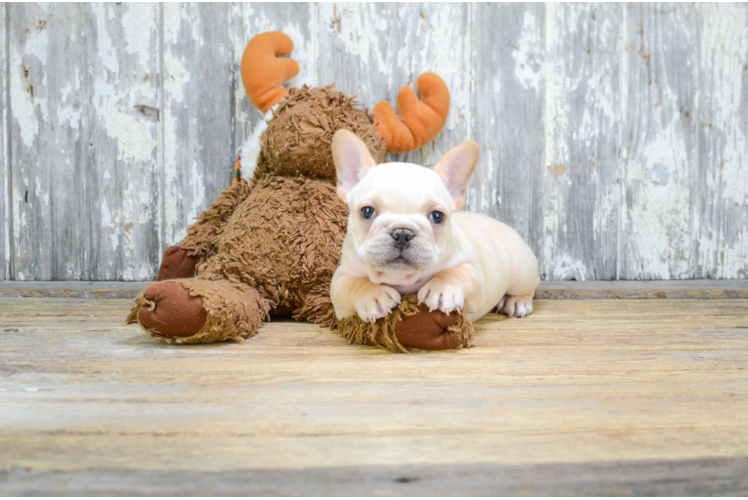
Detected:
[0,279,746,300]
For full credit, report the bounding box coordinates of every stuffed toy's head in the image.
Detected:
[253,86,386,180]
[240,32,450,183]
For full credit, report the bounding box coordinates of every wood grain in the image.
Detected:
[1,3,8,281]
[161,3,236,248]
[1,296,748,494]
[620,4,697,279]
[2,3,748,281]
[386,3,472,168]
[315,3,390,126]
[694,4,748,279]
[3,458,748,496]
[540,3,621,280]
[535,278,748,299]
[470,3,542,249]
[8,4,162,281]
[2,279,747,300]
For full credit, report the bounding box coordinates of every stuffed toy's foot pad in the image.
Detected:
[336,295,473,353]
[156,246,200,281]
[395,305,462,350]
[138,281,207,338]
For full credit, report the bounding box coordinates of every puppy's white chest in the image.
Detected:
[390,282,424,295]
[373,272,434,296]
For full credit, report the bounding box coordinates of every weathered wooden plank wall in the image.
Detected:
[1,3,8,280]
[696,5,748,279]
[6,3,161,280]
[2,3,747,281]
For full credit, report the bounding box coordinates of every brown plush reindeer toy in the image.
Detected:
[127,32,473,352]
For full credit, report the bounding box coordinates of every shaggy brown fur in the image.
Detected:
[179,178,253,262]
[253,86,386,182]
[196,176,347,323]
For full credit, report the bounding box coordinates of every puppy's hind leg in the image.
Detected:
[497,293,535,318]
[498,242,540,318]
[497,269,539,319]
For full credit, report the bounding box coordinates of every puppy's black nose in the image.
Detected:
[391,229,414,250]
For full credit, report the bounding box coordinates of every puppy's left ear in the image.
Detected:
[332,129,377,202]
[433,141,479,209]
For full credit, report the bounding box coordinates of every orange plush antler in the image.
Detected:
[373,73,450,153]
[241,32,300,113]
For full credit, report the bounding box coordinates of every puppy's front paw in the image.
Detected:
[417,280,465,315]
[354,285,401,324]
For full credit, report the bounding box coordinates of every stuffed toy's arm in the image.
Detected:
[154,175,251,282]
[178,177,252,261]
[373,73,450,153]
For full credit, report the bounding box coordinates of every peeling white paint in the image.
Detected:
[1,3,8,279]
[699,5,748,203]
[281,24,313,89]
[552,255,588,281]
[91,4,119,75]
[541,4,562,277]
[413,4,471,139]
[620,5,701,280]
[695,3,748,278]
[5,3,748,280]
[10,41,44,148]
[513,10,543,91]
[317,3,388,102]
[162,5,192,244]
[625,106,693,279]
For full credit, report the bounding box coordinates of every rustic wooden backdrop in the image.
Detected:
[2,3,747,281]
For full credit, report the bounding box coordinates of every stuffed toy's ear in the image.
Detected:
[241,32,300,113]
[332,130,377,202]
[433,142,479,210]
[373,73,450,153]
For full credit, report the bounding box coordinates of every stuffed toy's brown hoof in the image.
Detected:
[156,246,200,281]
[395,305,463,350]
[127,278,271,344]
[335,295,473,353]
[137,281,207,338]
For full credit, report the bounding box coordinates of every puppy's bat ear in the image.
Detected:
[433,141,479,210]
[332,129,377,202]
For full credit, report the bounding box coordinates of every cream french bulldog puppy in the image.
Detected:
[330,129,540,324]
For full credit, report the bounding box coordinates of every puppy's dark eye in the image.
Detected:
[360,206,375,220]
[430,211,445,224]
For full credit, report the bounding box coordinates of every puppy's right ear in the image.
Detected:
[433,141,479,209]
[332,129,377,202]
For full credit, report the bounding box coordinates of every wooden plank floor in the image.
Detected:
[1,293,748,495]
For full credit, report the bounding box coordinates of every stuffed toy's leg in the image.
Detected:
[155,246,201,281]
[126,278,270,344]
[336,295,474,353]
